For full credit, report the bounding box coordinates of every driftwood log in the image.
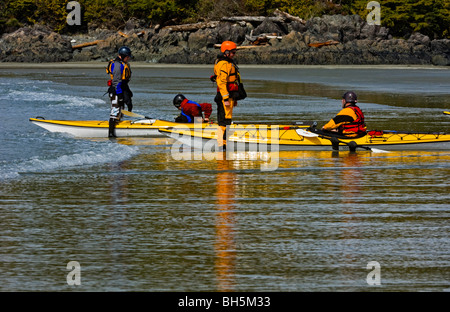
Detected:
[71,40,103,49]
[308,40,340,48]
[162,11,304,32]
[246,32,282,45]
[72,11,303,50]
[213,43,266,50]
[221,16,285,23]
[118,30,146,37]
[272,9,306,24]
[163,21,219,32]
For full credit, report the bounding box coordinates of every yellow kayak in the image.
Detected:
[159,125,450,152]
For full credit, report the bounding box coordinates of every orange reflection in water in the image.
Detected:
[214,159,237,292]
[340,152,363,208]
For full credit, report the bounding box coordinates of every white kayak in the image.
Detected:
[29,117,218,138]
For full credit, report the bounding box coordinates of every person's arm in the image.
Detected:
[322,108,356,130]
[200,103,213,121]
[322,118,338,131]
[216,62,231,105]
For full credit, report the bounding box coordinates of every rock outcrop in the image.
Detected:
[1,14,449,66]
[0,25,73,62]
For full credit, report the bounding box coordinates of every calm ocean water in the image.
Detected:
[0,63,449,292]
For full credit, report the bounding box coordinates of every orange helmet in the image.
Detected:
[221,41,237,53]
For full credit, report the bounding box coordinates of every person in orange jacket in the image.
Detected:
[213,41,243,150]
[173,94,212,123]
[322,91,367,137]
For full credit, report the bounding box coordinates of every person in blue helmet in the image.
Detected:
[106,46,133,137]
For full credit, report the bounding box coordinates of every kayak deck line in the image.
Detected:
[29,118,168,128]
[30,118,111,128]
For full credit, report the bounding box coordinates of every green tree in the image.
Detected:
[34,0,68,32]
[349,0,450,39]
[3,0,37,24]
[409,0,450,38]
[2,0,71,32]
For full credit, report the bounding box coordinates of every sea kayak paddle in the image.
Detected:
[122,110,153,119]
[296,128,388,153]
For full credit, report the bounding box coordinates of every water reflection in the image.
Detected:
[340,153,363,209]
[338,153,363,282]
[214,158,237,291]
[106,161,132,286]
[2,65,450,291]
[2,144,447,291]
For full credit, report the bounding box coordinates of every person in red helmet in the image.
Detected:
[173,94,212,123]
[322,91,367,138]
[213,40,245,149]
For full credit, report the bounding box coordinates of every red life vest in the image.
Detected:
[340,105,367,135]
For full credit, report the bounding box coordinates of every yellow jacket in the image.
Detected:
[214,58,237,101]
[323,107,357,130]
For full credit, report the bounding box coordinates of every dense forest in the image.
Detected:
[0,0,449,39]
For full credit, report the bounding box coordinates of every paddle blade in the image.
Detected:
[122,110,144,118]
[369,147,389,153]
[296,129,319,137]
[122,110,152,119]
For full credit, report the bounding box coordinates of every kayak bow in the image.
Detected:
[29,117,217,138]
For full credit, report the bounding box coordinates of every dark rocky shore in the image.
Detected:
[1,13,449,66]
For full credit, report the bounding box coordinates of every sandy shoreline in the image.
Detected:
[0,62,448,70]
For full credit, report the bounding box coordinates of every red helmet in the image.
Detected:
[221,41,237,53]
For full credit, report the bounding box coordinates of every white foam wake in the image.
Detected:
[0,141,140,180]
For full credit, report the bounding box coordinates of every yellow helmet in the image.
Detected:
[221,41,237,53]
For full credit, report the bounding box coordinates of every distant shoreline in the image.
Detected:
[1,62,449,70]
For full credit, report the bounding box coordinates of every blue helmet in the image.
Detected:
[118,46,132,58]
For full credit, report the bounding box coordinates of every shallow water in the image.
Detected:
[0,64,449,291]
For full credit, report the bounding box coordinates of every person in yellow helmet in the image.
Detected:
[213,41,244,150]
